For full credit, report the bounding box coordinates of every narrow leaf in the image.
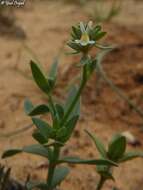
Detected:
[51,166,69,188]
[85,130,107,157]
[119,151,143,163]
[2,149,22,159]
[55,103,64,120]
[64,86,80,119]
[94,32,107,41]
[58,157,117,166]
[108,134,126,161]
[67,41,81,51]
[27,181,48,190]
[48,57,59,80]
[30,60,50,94]
[32,118,53,139]
[32,130,48,144]
[23,144,52,159]
[24,98,33,114]
[24,99,49,116]
[64,115,79,141]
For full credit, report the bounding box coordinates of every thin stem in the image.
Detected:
[96,61,143,119]
[96,176,106,190]
[61,64,87,125]
[47,146,60,190]
[48,93,60,126]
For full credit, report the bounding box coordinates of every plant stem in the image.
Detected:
[96,176,106,190]
[48,94,56,114]
[47,146,60,190]
[61,64,87,125]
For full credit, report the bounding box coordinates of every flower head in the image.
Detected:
[68,21,107,54]
[75,22,95,46]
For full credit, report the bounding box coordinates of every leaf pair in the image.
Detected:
[2,144,52,161]
[86,130,143,163]
[24,99,49,116]
[30,58,58,95]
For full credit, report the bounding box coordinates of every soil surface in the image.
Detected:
[0,1,143,190]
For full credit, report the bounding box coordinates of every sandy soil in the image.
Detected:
[0,0,143,190]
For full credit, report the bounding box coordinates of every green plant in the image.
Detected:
[2,21,116,190]
[85,130,143,190]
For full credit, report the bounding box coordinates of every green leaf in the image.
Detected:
[94,32,107,41]
[23,144,52,159]
[56,127,68,140]
[2,149,22,158]
[64,86,80,119]
[30,60,50,94]
[27,181,48,190]
[55,103,64,120]
[95,43,114,50]
[51,166,69,188]
[108,134,126,161]
[64,115,79,141]
[32,118,53,139]
[119,151,143,163]
[55,115,79,142]
[48,57,59,81]
[32,130,48,144]
[58,157,117,166]
[24,99,49,116]
[46,57,59,91]
[67,41,81,51]
[72,26,81,39]
[2,145,52,160]
[94,25,102,33]
[24,98,33,114]
[85,130,107,158]
[96,165,115,180]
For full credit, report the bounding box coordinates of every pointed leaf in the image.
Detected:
[24,99,49,116]
[55,103,64,120]
[94,32,107,41]
[58,157,117,166]
[85,130,106,157]
[64,86,80,119]
[64,115,79,141]
[67,41,81,51]
[32,118,53,139]
[119,151,143,163]
[24,98,33,114]
[30,60,50,94]
[27,181,48,190]
[23,144,52,159]
[108,134,126,161]
[32,130,48,144]
[95,43,114,50]
[56,127,67,141]
[2,145,52,160]
[51,166,69,188]
[2,149,22,159]
[72,26,81,39]
[48,57,59,81]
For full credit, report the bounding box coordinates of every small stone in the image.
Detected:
[122,131,141,146]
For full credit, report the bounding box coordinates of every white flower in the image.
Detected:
[75,22,95,46]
